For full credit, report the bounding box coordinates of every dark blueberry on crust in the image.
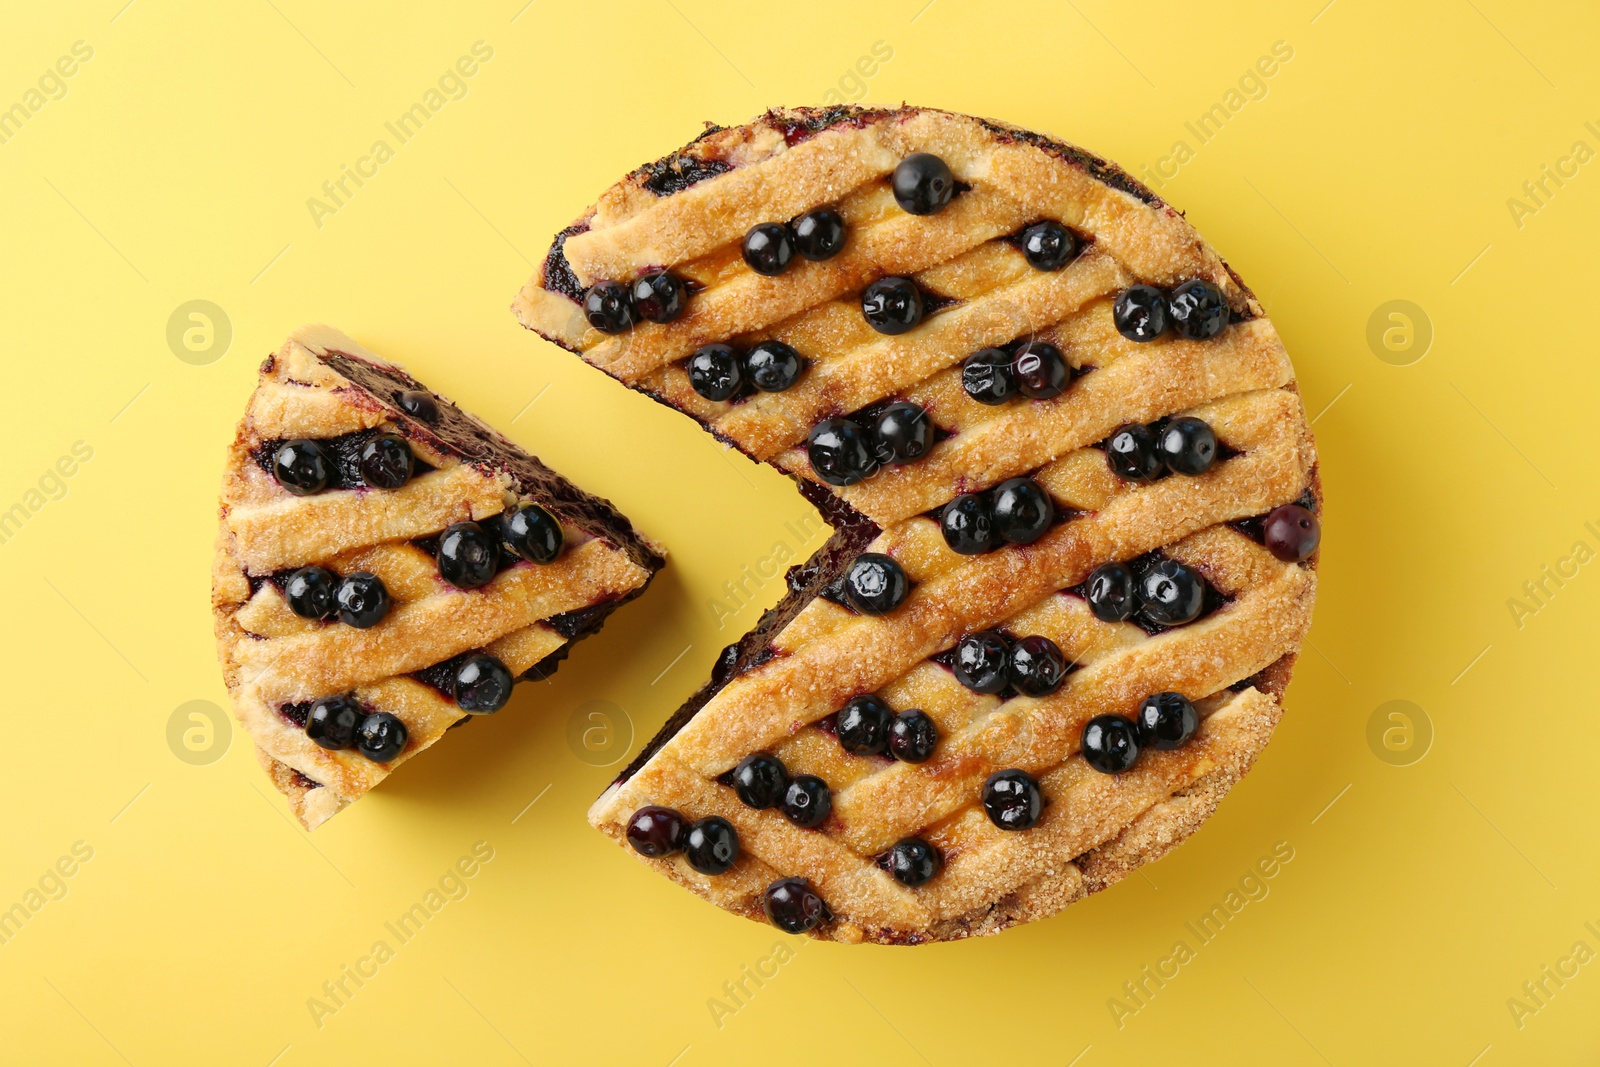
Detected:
[836,695,893,756]
[888,709,939,763]
[843,553,909,615]
[355,711,408,763]
[764,877,831,934]
[1113,284,1170,342]
[731,753,787,810]
[792,207,846,260]
[1263,503,1321,562]
[990,478,1055,546]
[1012,341,1069,400]
[1081,714,1140,774]
[961,347,1017,405]
[396,390,438,421]
[502,502,564,564]
[1009,634,1068,697]
[861,277,924,335]
[742,222,795,276]
[806,417,878,486]
[334,571,390,629]
[582,280,636,334]
[745,340,806,392]
[437,522,501,589]
[687,343,745,401]
[1019,220,1078,271]
[1137,559,1205,628]
[631,269,687,324]
[1159,416,1218,476]
[940,493,999,555]
[886,837,943,887]
[873,401,933,465]
[1136,692,1199,750]
[626,805,686,857]
[1167,279,1229,340]
[272,439,330,495]
[982,769,1043,831]
[453,653,514,713]
[1106,423,1164,482]
[1085,562,1136,623]
[892,152,956,215]
[684,816,740,875]
[953,631,1011,694]
[781,774,832,828]
[284,566,337,620]
[358,433,414,489]
[305,695,360,750]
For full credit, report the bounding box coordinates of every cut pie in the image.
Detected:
[514,105,1320,943]
[212,325,664,829]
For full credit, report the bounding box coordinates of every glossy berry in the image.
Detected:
[626,805,686,857]
[764,877,830,934]
[745,340,805,392]
[742,222,795,276]
[272,439,330,495]
[961,348,1017,405]
[1081,714,1140,774]
[1168,279,1228,340]
[781,775,832,828]
[396,390,439,421]
[284,566,337,621]
[1009,635,1068,697]
[806,417,877,486]
[731,753,787,810]
[437,522,500,589]
[940,493,999,555]
[335,572,390,629]
[1106,423,1164,482]
[888,709,939,763]
[1113,284,1170,342]
[1137,559,1205,628]
[1263,503,1321,562]
[631,269,687,324]
[885,837,943,887]
[792,207,846,260]
[953,631,1011,694]
[836,695,893,756]
[686,343,745,401]
[844,553,909,615]
[684,816,740,875]
[356,711,408,762]
[1159,417,1218,476]
[991,478,1055,546]
[873,402,933,465]
[1019,220,1078,270]
[982,769,1043,831]
[305,695,360,750]
[1084,562,1136,623]
[892,152,956,215]
[861,277,924,335]
[582,280,635,334]
[1136,692,1199,751]
[502,502,564,564]
[358,434,413,489]
[453,654,514,713]
[1012,342,1069,400]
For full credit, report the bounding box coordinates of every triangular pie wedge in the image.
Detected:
[514,106,1320,943]
[213,325,664,829]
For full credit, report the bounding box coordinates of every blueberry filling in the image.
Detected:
[792,207,846,260]
[836,695,894,756]
[1104,416,1227,482]
[1068,551,1225,634]
[335,571,390,628]
[842,553,909,615]
[982,769,1043,830]
[684,816,740,875]
[730,753,787,809]
[781,774,832,828]
[881,837,943,887]
[891,153,956,216]
[284,566,337,621]
[356,711,407,762]
[1113,279,1230,343]
[436,521,500,589]
[861,277,924,335]
[583,281,636,334]
[631,269,688,324]
[626,805,687,856]
[1012,220,1082,271]
[764,877,831,933]
[1081,714,1140,773]
[936,476,1062,554]
[742,221,795,276]
[254,428,436,493]
[638,154,731,196]
[888,709,938,763]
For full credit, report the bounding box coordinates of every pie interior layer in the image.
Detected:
[513,106,1320,943]
[212,325,664,829]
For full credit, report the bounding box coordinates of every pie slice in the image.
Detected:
[514,106,1320,943]
[212,325,665,829]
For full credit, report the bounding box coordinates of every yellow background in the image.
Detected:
[3,0,1597,1062]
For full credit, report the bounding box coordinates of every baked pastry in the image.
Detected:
[212,325,664,829]
[514,106,1320,943]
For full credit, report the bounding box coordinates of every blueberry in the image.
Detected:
[1019,220,1078,271]
[763,877,831,933]
[582,280,635,334]
[1081,714,1140,773]
[335,572,390,629]
[358,434,413,489]
[1105,423,1164,482]
[1136,692,1199,750]
[873,401,933,465]
[836,695,893,756]
[1009,635,1068,697]
[453,653,514,713]
[686,343,745,402]
[626,805,686,857]
[1159,416,1217,476]
[961,348,1017,405]
[502,502,564,564]
[844,553,909,615]
[892,152,956,215]
[1167,279,1228,340]
[437,522,500,589]
[792,207,846,260]
[940,493,999,555]
[861,277,924,335]
[731,753,787,810]
[305,695,360,750]
[952,631,1011,695]
[631,269,687,324]
[991,478,1055,545]
[396,390,438,421]
[742,222,795,276]
[885,837,943,887]
[806,417,878,486]
[1113,285,1169,342]
[1263,503,1321,562]
[745,340,805,392]
[355,711,408,762]
[272,439,330,495]
[888,709,938,763]
[1012,341,1069,400]
[982,769,1043,831]
[1137,559,1205,628]
[1084,562,1136,623]
[781,775,832,828]
[284,566,337,620]
[684,816,740,875]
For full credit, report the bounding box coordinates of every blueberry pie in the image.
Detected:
[513,106,1321,942]
[212,325,664,828]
